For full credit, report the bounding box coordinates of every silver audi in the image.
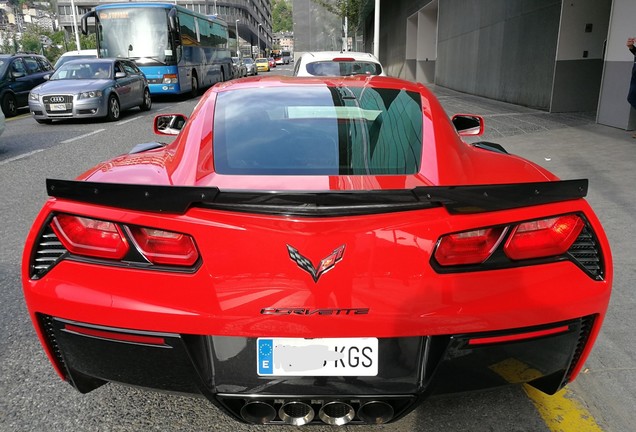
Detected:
[29,58,151,124]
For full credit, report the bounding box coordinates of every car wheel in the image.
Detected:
[140,88,152,111]
[2,93,18,117]
[106,95,120,121]
[190,75,199,98]
[35,118,52,124]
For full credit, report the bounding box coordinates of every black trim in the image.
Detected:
[47,179,588,216]
[471,141,509,154]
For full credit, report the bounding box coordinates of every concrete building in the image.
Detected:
[56,0,272,56]
[274,31,294,53]
[359,0,636,131]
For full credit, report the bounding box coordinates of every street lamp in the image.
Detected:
[235,19,240,57]
[70,0,81,50]
[257,23,262,57]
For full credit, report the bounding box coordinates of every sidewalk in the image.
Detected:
[429,84,602,140]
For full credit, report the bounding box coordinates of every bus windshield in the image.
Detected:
[98,7,172,65]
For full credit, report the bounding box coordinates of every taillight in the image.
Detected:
[127,226,198,266]
[504,215,584,260]
[434,227,506,266]
[51,214,129,260]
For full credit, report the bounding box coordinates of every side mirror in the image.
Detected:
[43,74,50,80]
[451,114,484,136]
[115,71,126,79]
[154,113,187,136]
[11,71,26,79]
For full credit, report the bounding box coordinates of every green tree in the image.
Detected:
[272,0,292,33]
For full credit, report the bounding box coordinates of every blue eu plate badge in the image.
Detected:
[257,339,273,375]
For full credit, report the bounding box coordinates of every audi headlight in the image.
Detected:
[29,92,39,101]
[78,90,103,99]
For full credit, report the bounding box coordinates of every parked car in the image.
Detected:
[54,49,98,69]
[231,57,247,79]
[293,51,385,77]
[0,53,54,117]
[255,57,270,72]
[22,75,612,426]
[243,58,257,76]
[28,58,152,124]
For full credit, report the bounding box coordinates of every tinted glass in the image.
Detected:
[214,86,423,175]
[306,61,382,76]
[51,61,113,80]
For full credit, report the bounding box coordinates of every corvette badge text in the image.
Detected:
[261,307,369,315]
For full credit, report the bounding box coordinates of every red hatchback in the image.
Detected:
[22,75,612,426]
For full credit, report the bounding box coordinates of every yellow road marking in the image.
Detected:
[491,358,604,432]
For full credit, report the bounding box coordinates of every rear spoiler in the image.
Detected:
[46,179,588,216]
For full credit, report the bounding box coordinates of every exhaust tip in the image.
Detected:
[358,401,394,424]
[318,401,355,425]
[279,401,315,426]
[240,401,277,424]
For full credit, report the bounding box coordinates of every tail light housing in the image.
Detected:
[48,213,199,268]
[504,215,584,260]
[434,227,506,266]
[127,227,198,266]
[433,214,590,271]
[51,214,129,260]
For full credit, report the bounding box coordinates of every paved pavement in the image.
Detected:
[430,84,600,140]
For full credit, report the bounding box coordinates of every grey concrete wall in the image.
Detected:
[292,0,342,54]
[436,0,561,110]
[598,61,635,129]
[551,60,604,112]
[363,0,433,79]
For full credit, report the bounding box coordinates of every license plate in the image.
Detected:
[50,103,66,111]
[257,337,378,376]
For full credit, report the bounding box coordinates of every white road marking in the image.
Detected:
[116,116,141,125]
[0,149,45,166]
[60,129,106,144]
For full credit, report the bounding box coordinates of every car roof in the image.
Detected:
[61,58,119,65]
[299,51,381,62]
[59,49,98,57]
[0,53,46,59]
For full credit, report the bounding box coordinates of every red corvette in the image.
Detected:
[22,75,612,426]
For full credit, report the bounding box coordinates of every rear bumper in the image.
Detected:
[39,314,595,425]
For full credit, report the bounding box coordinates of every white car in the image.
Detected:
[293,51,385,77]
[54,49,98,70]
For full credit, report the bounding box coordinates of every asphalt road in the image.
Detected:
[0,64,633,431]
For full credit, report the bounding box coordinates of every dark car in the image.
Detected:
[231,57,247,79]
[28,58,152,123]
[0,53,54,117]
[22,75,612,426]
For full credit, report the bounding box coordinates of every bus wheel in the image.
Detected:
[107,95,120,121]
[190,75,199,98]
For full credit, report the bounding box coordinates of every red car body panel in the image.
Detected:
[22,75,612,426]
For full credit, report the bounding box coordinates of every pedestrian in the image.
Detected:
[627,37,636,137]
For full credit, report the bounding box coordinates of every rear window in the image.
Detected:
[213,85,423,175]
[306,60,382,76]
